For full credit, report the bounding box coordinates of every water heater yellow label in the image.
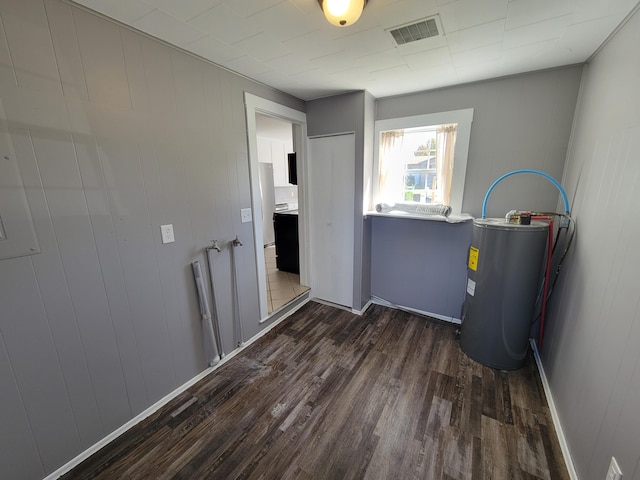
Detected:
[468,246,479,271]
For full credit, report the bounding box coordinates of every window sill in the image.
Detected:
[365,211,474,224]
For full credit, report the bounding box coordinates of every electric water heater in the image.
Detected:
[460,218,548,370]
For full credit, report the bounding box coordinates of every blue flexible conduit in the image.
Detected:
[481,169,570,218]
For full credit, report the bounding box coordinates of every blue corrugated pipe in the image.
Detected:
[481,169,570,218]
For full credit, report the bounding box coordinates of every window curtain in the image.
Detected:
[378,130,404,202]
[435,124,457,205]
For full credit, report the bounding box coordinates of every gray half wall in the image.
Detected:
[370,216,472,320]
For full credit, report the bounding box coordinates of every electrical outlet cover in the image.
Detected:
[241,208,252,223]
[160,224,175,244]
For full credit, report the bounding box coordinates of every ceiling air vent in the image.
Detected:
[389,16,441,45]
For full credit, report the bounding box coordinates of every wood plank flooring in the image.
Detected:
[63,302,569,480]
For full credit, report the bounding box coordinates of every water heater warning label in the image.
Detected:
[467,278,476,296]
[468,246,479,271]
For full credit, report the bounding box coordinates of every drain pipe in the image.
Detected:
[205,240,225,358]
[538,218,554,349]
[231,235,245,347]
[191,260,220,367]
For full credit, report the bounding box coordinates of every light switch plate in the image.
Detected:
[607,457,623,480]
[160,224,175,244]
[241,208,252,223]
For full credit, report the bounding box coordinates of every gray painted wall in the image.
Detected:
[542,7,640,480]
[371,67,582,318]
[0,1,303,478]
[377,66,583,218]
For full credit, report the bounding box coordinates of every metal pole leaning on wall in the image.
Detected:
[191,260,220,367]
[205,240,225,358]
[231,235,245,347]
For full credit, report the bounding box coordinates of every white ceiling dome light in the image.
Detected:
[318,0,368,27]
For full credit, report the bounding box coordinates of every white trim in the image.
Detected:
[352,298,374,315]
[244,93,309,321]
[308,131,355,140]
[365,211,474,223]
[310,297,354,313]
[303,297,374,317]
[43,299,309,480]
[373,108,474,215]
[259,291,310,324]
[530,339,579,480]
[370,295,462,324]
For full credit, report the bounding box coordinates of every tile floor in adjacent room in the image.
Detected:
[264,245,309,313]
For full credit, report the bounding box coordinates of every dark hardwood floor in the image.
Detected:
[64,301,569,480]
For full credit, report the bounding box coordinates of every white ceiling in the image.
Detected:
[71,0,639,100]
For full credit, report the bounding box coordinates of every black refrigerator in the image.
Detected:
[273,211,299,274]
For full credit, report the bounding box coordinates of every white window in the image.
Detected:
[373,109,473,214]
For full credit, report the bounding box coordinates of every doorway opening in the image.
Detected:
[255,113,309,313]
[263,245,308,313]
[244,94,310,322]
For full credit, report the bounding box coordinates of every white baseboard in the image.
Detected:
[44,300,308,480]
[352,298,373,315]
[259,291,310,324]
[530,339,579,480]
[309,297,353,313]
[44,368,215,479]
[370,295,461,324]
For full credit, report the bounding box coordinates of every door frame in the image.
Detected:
[244,93,309,322]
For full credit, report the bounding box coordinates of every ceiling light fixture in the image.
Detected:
[318,0,368,27]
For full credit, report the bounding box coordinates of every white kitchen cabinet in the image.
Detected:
[271,141,289,187]
[257,136,290,187]
[257,137,271,164]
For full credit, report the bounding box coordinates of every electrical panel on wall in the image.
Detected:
[0,106,40,260]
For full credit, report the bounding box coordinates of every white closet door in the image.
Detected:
[308,133,355,308]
